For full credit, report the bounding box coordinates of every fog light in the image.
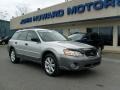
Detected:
[70,63,79,70]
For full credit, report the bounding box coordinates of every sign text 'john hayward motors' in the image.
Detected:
[20,0,120,25]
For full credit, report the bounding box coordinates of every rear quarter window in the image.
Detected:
[11,31,28,41]
[11,32,20,40]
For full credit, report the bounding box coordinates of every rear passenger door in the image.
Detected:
[15,31,28,56]
[25,31,41,60]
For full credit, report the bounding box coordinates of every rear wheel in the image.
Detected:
[43,54,60,76]
[10,49,20,64]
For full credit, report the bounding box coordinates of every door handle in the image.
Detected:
[25,43,28,46]
[15,42,17,44]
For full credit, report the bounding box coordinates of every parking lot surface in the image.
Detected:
[0,46,120,90]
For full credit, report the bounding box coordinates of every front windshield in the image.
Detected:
[38,31,67,42]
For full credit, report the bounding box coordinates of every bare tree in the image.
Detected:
[0,11,9,20]
[65,0,71,2]
[15,4,30,17]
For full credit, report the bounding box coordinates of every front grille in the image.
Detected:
[84,48,97,57]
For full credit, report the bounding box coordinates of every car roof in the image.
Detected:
[16,28,52,32]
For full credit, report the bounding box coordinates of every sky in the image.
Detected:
[0,0,65,20]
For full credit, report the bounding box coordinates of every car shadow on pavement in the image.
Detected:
[60,69,99,78]
[20,60,44,72]
[20,60,99,78]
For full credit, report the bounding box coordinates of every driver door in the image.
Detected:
[24,31,41,61]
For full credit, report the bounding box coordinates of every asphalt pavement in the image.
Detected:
[0,46,120,90]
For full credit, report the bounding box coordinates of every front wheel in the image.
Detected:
[10,49,20,64]
[43,54,60,76]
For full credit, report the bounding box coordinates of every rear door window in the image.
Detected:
[17,31,28,41]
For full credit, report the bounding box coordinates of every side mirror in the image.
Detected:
[82,38,87,41]
[31,38,40,42]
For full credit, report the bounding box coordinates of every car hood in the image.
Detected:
[45,41,94,49]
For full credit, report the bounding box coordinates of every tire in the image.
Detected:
[43,53,60,76]
[10,49,20,64]
[2,42,5,45]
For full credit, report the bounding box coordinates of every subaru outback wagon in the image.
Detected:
[8,29,101,76]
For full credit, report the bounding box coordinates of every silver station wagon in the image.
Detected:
[8,29,101,76]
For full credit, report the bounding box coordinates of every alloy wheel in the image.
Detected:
[10,50,16,62]
[44,57,55,74]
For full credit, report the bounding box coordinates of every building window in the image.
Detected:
[69,29,81,35]
[87,26,113,46]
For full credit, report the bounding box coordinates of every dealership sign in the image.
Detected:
[20,0,120,24]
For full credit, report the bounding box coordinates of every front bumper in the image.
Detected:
[59,55,101,70]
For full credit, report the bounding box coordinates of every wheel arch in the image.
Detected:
[42,50,57,60]
[41,50,59,66]
[9,46,15,56]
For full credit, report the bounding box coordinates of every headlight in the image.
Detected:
[63,49,83,57]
